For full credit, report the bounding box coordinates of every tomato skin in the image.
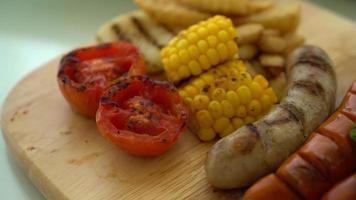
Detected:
[57,42,145,118]
[96,76,188,156]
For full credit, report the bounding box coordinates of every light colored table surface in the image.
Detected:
[0,0,355,199]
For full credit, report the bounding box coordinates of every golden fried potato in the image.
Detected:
[262,28,280,37]
[179,0,249,15]
[247,0,275,14]
[259,54,285,68]
[235,4,301,33]
[134,0,211,28]
[270,72,287,100]
[258,35,286,53]
[236,23,264,44]
[283,33,305,53]
[239,44,258,60]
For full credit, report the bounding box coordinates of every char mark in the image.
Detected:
[246,124,260,139]
[264,102,304,126]
[111,24,132,42]
[294,54,333,75]
[131,16,163,49]
[293,80,325,98]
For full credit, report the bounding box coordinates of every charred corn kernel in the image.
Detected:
[260,94,272,111]
[221,100,235,118]
[211,88,226,101]
[249,81,263,99]
[220,124,235,137]
[226,91,240,108]
[197,128,216,141]
[184,85,198,97]
[254,75,269,89]
[213,117,230,133]
[232,117,244,129]
[244,116,255,124]
[248,100,262,116]
[161,15,238,82]
[236,105,247,118]
[266,87,278,103]
[192,95,210,110]
[196,110,213,128]
[237,85,252,104]
[208,100,223,118]
[180,60,276,141]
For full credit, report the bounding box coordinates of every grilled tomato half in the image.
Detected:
[96,76,188,156]
[57,42,145,117]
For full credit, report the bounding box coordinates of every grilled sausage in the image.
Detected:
[243,81,356,200]
[205,45,337,189]
[322,173,356,200]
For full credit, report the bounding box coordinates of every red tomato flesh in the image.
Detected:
[96,76,188,156]
[57,42,145,118]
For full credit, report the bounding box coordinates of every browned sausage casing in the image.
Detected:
[205,45,337,188]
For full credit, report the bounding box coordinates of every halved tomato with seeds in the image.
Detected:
[96,76,188,156]
[57,42,145,118]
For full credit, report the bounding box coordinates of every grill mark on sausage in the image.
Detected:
[292,80,325,97]
[246,124,260,139]
[111,24,132,42]
[131,16,163,49]
[294,54,333,75]
[234,125,260,155]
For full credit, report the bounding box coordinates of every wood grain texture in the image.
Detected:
[2,1,356,200]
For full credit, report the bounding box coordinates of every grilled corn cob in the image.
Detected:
[161,15,238,83]
[179,60,277,141]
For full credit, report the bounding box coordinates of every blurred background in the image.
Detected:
[0,0,355,199]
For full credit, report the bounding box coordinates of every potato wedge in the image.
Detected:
[258,35,287,53]
[179,0,249,15]
[236,23,264,44]
[247,0,275,14]
[259,54,285,68]
[135,0,211,28]
[235,4,301,33]
[284,33,305,53]
[239,44,258,60]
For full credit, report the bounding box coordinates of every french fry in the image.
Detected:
[284,33,305,53]
[236,23,264,44]
[179,0,249,15]
[239,44,258,60]
[235,4,301,33]
[258,35,286,53]
[247,0,275,14]
[259,54,285,68]
[262,28,280,37]
[134,0,211,28]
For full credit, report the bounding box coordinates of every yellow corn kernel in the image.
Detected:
[200,73,214,84]
[206,48,220,65]
[168,55,181,70]
[236,105,247,118]
[178,49,190,64]
[226,90,240,108]
[198,54,211,70]
[219,124,235,138]
[266,87,278,103]
[192,78,206,89]
[197,27,208,38]
[188,60,202,75]
[248,100,262,116]
[188,45,200,59]
[196,109,213,128]
[244,116,255,124]
[207,35,218,47]
[227,40,238,55]
[211,88,226,101]
[221,100,235,118]
[183,97,193,109]
[197,128,216,141]
[192,95,210,110]
[184,85,198,97]
[218,30,229,42]
[197,40,209,53]
[177,65,190,79]
[206,23,219,34]
[254,75,269,89]
[217,43,229,61]
[176,39,189,50]
[208,100,223,119]
[237,85,252,104]
[260,94,272,111]
[249,81,263,99]
[213,117,230,133]
[240,72,252,85]
[179,90,188,99]
[232,117,244,129]
[187,32,199,43]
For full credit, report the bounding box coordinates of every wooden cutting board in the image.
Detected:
[2,1,356,200]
